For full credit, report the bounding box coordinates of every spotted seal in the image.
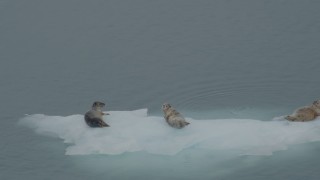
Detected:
[285,100,320,122]
[162,103,190,129]
[84,101,110,127]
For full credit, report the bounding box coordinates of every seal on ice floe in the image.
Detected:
[285,100,320,122]
[162,103,190,129]
[84,101,110,127]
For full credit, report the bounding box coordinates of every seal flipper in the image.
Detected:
[182,121,190,127]
[98,120,110,127]
[285,115,296,121]
[85,117,110,128]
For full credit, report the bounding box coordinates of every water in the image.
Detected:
[1,0,320,179]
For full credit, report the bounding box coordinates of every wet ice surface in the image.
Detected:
[19,109,320,156]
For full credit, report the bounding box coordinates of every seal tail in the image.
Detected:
[181,121,190,127]
[285,115,296,121]
[98,120,110,127]
[85,117,110,127]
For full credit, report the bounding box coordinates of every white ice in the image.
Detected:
[19,109,320,156]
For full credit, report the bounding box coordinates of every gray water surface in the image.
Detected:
[1,0,320,179]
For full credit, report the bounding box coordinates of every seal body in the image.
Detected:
[285,100,320,122]
[162,103,190,129]
[84,101,110,127]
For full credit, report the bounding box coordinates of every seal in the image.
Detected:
[285,100,320,122]
[84,101,110,127]
[162,103,190,129]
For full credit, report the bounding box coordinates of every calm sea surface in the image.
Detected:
[1,0,320,179]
